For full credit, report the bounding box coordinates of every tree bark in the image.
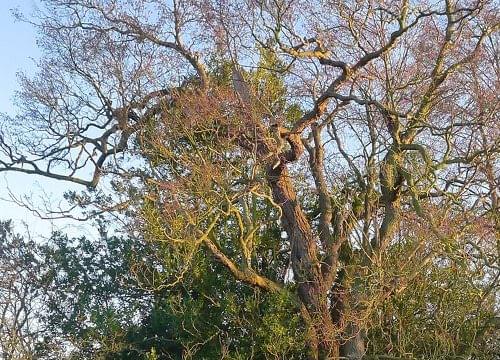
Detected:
[340,324,365,360]
[267,164,339,359]
[331,271,366,360]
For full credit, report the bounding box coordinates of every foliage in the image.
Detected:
[0,0,499,358]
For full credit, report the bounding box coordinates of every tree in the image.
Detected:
[0,218,306,359]
[2,218,496,359]
[0,0,499,358]
[34,227,168,359]
[0,221,41,360]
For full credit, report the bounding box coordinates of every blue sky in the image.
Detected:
[0,1,94,237]
[0,0,39,115]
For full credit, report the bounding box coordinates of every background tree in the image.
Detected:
[0,0,498,358]
[35,218,306,359]
[0,221,41,360]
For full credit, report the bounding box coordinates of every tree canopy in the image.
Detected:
[0,0,498,359]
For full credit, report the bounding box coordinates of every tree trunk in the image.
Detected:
[267,165,340,359]
[340,324,365,360]
[331,272,366,359]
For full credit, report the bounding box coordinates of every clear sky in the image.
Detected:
[0,1,95,238]
[0,0,39,114]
